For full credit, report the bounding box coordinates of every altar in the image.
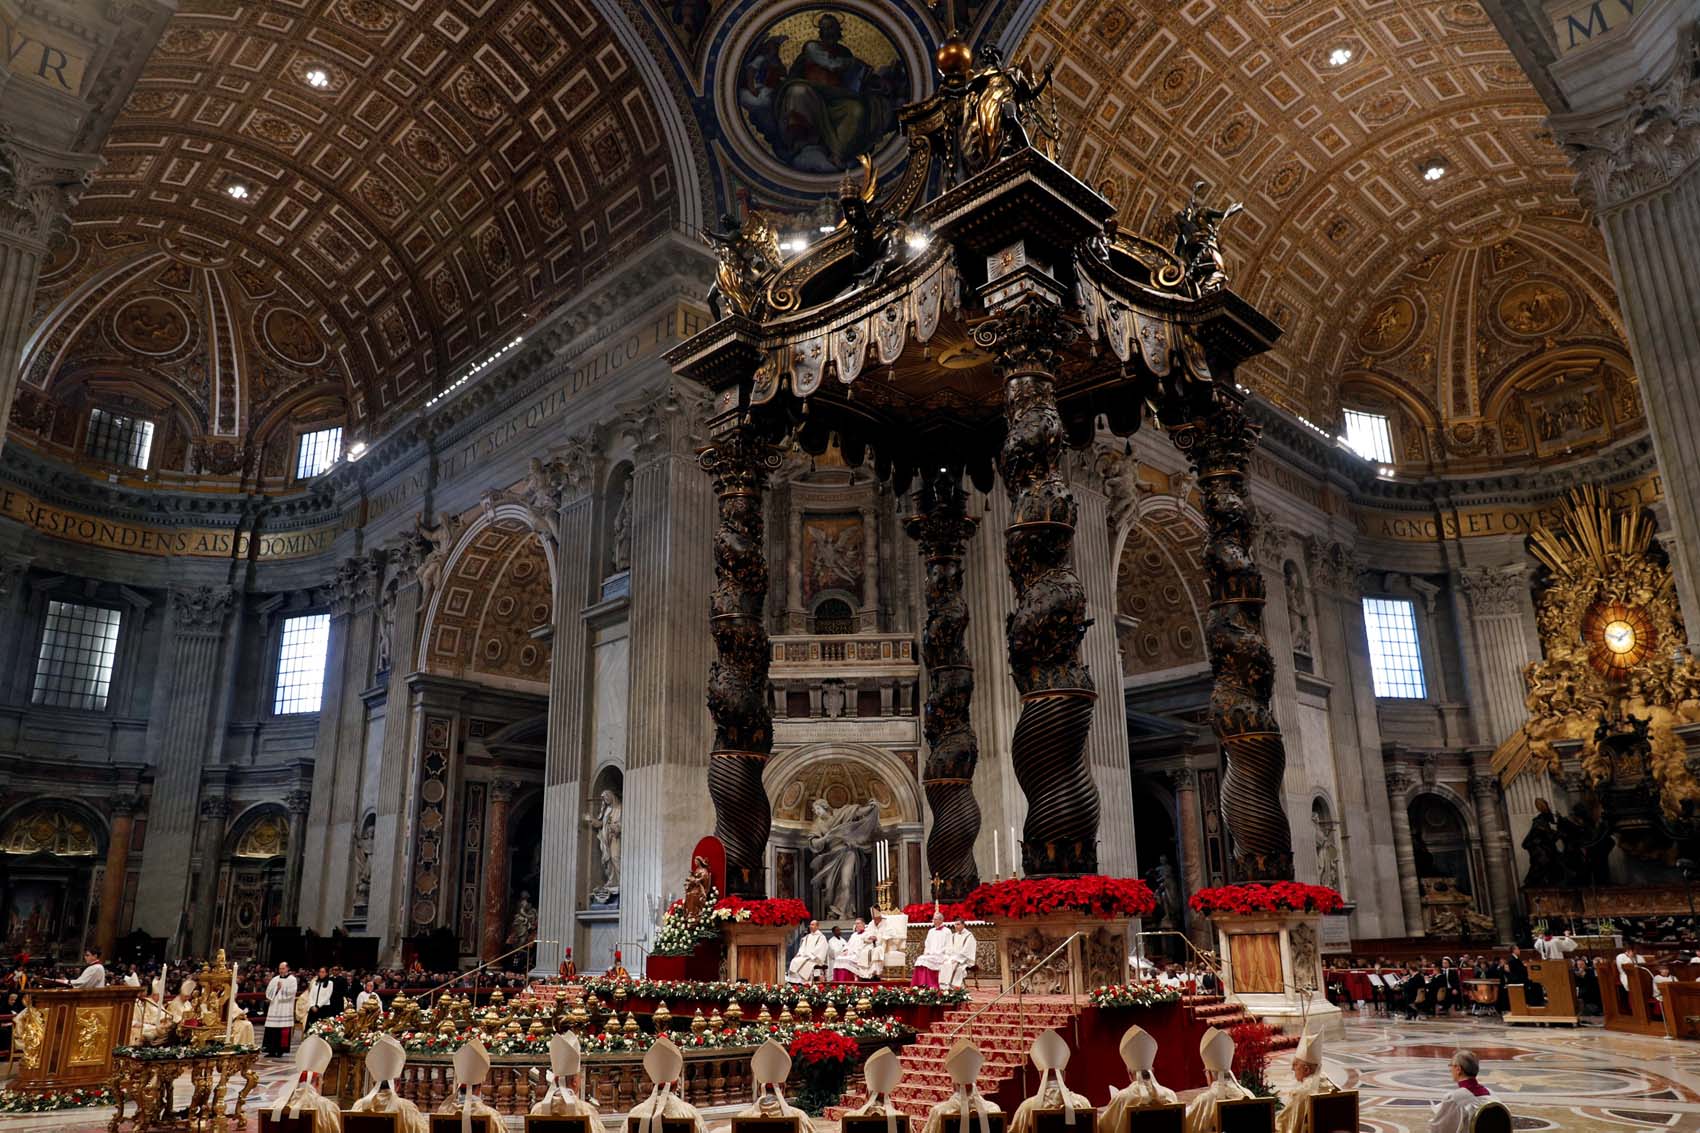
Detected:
[10,986,141,1094]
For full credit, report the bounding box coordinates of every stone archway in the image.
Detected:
[763,744,921,917]
[221,806,290,962]
[416,502,559,688]
[0,801,106,960]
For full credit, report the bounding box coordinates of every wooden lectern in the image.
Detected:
[10,985,140,1093]
[1503,959,1578,1025]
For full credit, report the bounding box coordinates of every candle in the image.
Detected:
[993,830,1000,878]
[1010,826,1018,877]
[229,962,239,1023]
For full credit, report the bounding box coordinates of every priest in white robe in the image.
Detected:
[630,1037,707,1133]
[264,963,298,1056]
[737,1039,815,1132]
[834,918,878,981]
[1274,1032,1339,1133]
[436,1040,502,1127]
[269,1034,343,1133]
[1010,1030,1092,1133]
[924,1041,1001,1133]
[846,1047,904,1130]
[1101,1025,1178,1133]
[1183,1028,1250,1133]
[352,1035,429,1133]
[1534,932,1577,961]
[912,913,954,988]
[947,922,977,989]
[788,920,832,985]
[531,1033,598,1118]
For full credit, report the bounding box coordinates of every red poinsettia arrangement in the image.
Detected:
[902,902,973,921]
[1188,882,1344,916]
[713,896,812,926]
[961,876,1156,920]
[787,1027,860,1068]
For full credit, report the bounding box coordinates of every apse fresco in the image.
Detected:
[735,8,910,174]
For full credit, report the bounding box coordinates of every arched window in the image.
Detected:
[812,597,855,635]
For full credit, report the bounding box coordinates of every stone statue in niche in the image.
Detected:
[1144,854,1181,928]
[1314,815,1341,892]
[506,893,538,949]
[1283,561,1312,655]
[610,479,633,573]
[584,788,622,906]
[808,798,882,918]
[352,813,375,910]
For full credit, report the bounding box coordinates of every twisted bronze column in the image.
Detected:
[1169,390,1294,880]
[700,424,781,896]
[905,469,982,899]
[976,298,1100,877]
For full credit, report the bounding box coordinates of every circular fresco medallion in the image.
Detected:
[726,5,914,179]
[1359,295,1418,354]
[1497,280,1571,337]
[261,307,327,366]
[113,297,191,356]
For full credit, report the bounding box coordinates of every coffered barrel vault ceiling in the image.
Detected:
[10,0,1648,479]
[1019,0,1640,463]
[20,0,679,453]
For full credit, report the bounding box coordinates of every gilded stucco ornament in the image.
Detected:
[700,212,783,320]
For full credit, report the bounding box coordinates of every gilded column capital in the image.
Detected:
[170,584,235,634]
[489,777,522,804]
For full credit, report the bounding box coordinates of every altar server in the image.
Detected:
[270,1034,343,1133]
[923,1041,1001,1133]
[912,912,954,988]
[1274,1032,1339,1133]
[948,921,977,989]
[66,947,106,988]
[437,1040,502,1129]
[1183,1028,1250,1133]
[531,1033,598,1118]
[1101,1025,1177,1133]
[352,1035,428,1133]
[630,1036,706,1133]
[788,921,832,985]
[265,962,299,1055]
[1535,931,1577,961]
[737,1038,814,1131]
[1011,1030,1091,1133]
[834,918,878,981]
[1615,943,1643,990]
[846,1048,904,1133]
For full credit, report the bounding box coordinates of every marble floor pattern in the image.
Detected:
[2,1010,1696,1133]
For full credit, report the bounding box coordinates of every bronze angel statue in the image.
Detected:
[960,45,1054,174]
[1173,181,1243,295]
[701,211,783,319]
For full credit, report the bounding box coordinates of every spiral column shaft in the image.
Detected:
[1169,391,1294,880]
[906,471,983,899]
[700,425,781,896]
[980,297,1100,878]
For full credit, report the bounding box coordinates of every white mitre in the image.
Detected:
[631,1037,706,1133]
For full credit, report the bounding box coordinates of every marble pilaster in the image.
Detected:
[482,779,516,962]
[962,488,1023,877]
[1171,768,1210,948]
[1456,565,1538,746]
[283,789,312,924]
[134,586,235,939]
[369,534,429,959]
[1071,474,1136,877]
[190,794,229,957]
[95,796,138,957]
[1468,769,1516,944]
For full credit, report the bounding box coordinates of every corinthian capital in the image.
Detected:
[171,585,235,632]
[1549,26,1700,212]
[0,128,100,249]
[1457,564,1528,619]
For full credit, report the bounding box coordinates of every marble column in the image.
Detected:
[1385,766,1424,934]
[96,796,139,957]
[539,448,596,975]
[134,586,235,940]
[191,795,229,957]
[1550,25,1700,635]
[1172,768,1210,947]
[482,779,516,962]
[284,789,311,924]
[1468,770,1516,944]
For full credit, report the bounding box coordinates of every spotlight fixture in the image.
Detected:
[1327,46,1353,67]
[346,441,368,461]
[905,230,930,251]
[817,225,837,234]
[304,67,330,89]
[1421,157,1448,182]
[225,182,250,200]
[780,236,809,254]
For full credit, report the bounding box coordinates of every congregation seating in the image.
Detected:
[1215,1097,1275,1133]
